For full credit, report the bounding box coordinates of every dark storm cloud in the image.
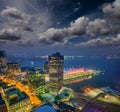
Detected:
[38,0,120,48]
[57,0,120,49]
[17,40,33,47]
[1,6,28,20]
[8,19,33,33]
[38,16,89,45]
[23,26,33,32]
[0,0,119,50]
[1,6,33,32]
[102,0,120,20]
[87,0,120,37]
[0,35,21,41]
[77,34,120,48]
[0,28,21,41]
[87,19,110,37]
[0,6,35,47]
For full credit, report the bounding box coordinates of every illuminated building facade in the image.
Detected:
[43,61,49,74]
[7,63,21,77]
[0,51,7,75]
[48,52,64,94]
[5,88,31,112]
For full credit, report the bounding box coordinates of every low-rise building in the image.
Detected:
[5,88,31,112]
[82,88,120,112]
[0,51,7,75]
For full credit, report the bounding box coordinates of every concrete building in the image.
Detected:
[48,52,64,94]
[43,61,49,74]
[5,88,31,112]
[82,88,120,112]
[0,51,7,75]
[7,63,21,77]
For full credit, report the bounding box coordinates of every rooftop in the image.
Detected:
[6,88,29,105]
[34,104,57,112]
[82,103,106,112]
[83,88,120,112]
[49,52,64,60]
[54,101,75,111]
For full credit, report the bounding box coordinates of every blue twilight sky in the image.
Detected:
[0,0,120,57]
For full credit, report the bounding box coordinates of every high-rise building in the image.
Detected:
[0,51,7,75]
[43,61,49,74]
[48,52,64,94]
[7,63,21,77]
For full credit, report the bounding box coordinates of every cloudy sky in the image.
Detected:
[0,0,120,57]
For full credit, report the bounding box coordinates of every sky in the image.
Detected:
[0,0,120,57]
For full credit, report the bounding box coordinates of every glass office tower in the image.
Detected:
[48,52,64,94]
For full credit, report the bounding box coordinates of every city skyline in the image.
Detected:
[0,50,120,112]
[0,0,120,57]
[0,1,120,111]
